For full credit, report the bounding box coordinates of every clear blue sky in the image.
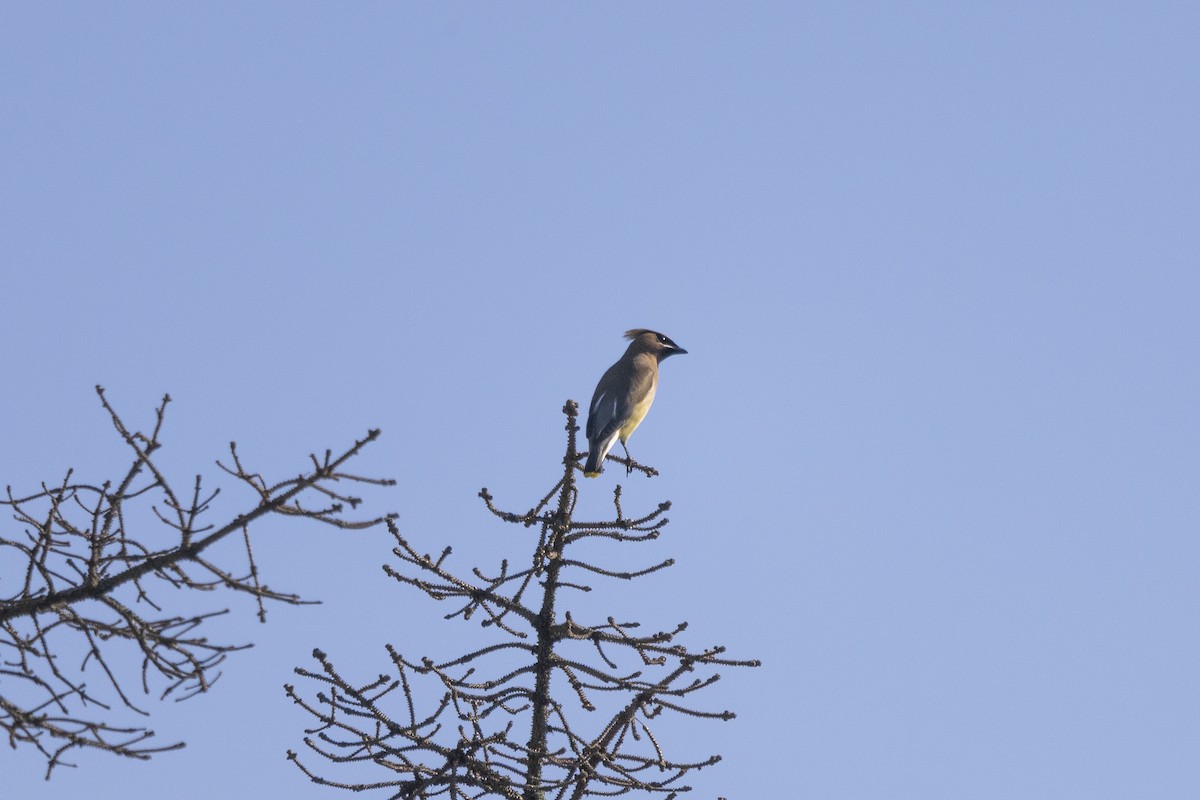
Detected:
[3,3,1198,798]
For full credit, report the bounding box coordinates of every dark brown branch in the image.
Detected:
[0,388,392,777]
[287,400,758,797]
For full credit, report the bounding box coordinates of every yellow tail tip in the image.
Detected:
[583,470,600,478]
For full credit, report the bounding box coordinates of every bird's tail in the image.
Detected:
[583,429,620,478]
[583,450,601,478]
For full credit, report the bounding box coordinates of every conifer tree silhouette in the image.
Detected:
[0,388,391,777]
[287,400,759,799]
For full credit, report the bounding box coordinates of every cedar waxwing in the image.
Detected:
[583,329,687,477]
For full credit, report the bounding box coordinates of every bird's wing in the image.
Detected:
[586,387,628,442]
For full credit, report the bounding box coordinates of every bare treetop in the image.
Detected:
[287,400,759,800]
[0,387,393,777]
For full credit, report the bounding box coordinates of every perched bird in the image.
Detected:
[584,329,687,477]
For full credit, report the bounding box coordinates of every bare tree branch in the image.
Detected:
[0,387,393,777]
[288,400,759,798]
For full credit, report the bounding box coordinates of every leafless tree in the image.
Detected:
[0,387,392,777]
[287,400,759,799]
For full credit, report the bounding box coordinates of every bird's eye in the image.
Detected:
[658,335,668,344]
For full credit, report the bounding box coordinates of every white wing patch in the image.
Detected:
[594,428,622,466]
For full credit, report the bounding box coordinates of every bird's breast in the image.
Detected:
[618,382,657,442]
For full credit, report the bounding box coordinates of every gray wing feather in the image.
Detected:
[588,392,626,441]
[587,368,630,442]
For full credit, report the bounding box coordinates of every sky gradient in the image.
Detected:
[3,3,1198,798]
